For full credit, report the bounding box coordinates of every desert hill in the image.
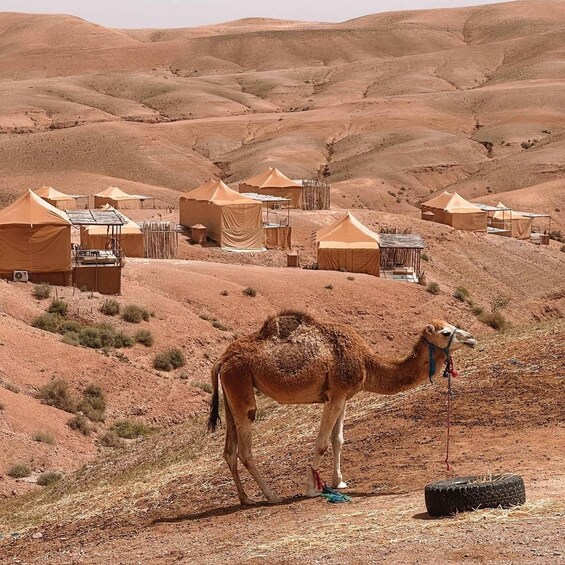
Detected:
[0,0,563,225]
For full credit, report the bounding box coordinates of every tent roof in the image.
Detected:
[490,201,529,220]
[443,192,482,211]
[421,191,453,208]
[95,186,136,200]
[316,212,380,248]
[0,190,71,226]
[89,204,141,232]
[34,186,75,201]
[181,179,258,205]
[242,167,301,189]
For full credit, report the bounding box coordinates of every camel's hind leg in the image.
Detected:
[331,404,347,489]
[223,396,253,505]
[222,372,280,504]
[306,397,347,497]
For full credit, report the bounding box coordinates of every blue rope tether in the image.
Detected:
[320,485,352,503]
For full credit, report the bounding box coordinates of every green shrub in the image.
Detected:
[153,347,185,371]
[426,282,440,295]
[33,431,55,445]
[47,299,68,316]
[77,384,106,422]
[32,284,51,300]
[59,319,83,334]
[61,332,80,346]
[491,296,511,312]
[32,313,62,333]
[77,325,116,349]
[100,431,124,448]
[478,311,508,331]
[110,419,150,439]
[453,287,471,302]
[7,464,31,479]
[68,414,90,435]
[192,381,212,394]
[113,331,135,348]
[99,299,120,316]
[242,287,257,297]
[37,379,76,413]
[421,253,429,262]
[471,305,484,316]
[121,305,150,324]
[134,329,154,347]
[37,471,63,486]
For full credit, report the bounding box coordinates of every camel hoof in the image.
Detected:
[239,497,255,506]
[334,481,348,489]
[267,497,283,505]
[305,489,320,498]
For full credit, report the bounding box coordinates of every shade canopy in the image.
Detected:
[94,187,142,209]
[316,212,380,276]
[0,190,71,273]
[421,191,487,231]
[490,201,532,239]
[239,167,302,208]
[80,204,144,257]
[179,179,264,250]
[34,186,77,209]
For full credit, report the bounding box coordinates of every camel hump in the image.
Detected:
[258,310,317,340]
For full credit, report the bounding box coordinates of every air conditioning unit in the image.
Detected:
[273,204,282,210]
[13,270,29,282]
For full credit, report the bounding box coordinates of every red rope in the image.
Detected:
[311,467,325,491]
[444,356,458,472]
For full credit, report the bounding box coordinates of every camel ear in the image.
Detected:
[425,324,435,334]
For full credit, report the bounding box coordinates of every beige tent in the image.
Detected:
[239,167,303,208]
[34,186,77,209]
[94,187,142,210]
[490,202,532,240]
[422,192,487,231]
[0,190,71,274]
[316,212,380,276]
[179,179,264,250]
[80,205,144,257]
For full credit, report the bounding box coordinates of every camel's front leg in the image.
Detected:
[306,397,346,497]
[331,403,347,489]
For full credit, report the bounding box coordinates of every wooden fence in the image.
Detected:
[142,222,178,259]
[301,180,330,210]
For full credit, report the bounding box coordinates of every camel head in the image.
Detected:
[423,320,476,352]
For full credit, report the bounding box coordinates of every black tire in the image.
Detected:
[425,474,526,517]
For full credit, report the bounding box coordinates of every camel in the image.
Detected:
[208,310,476,504]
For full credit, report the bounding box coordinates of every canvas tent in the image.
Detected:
[34,186,77,209]
[239,167,303,208]
[94,187,143,210]
[179,179,264,250]
[316,212,380,276]
[490,201,532,240]
[0,190,71,274]
[80,205,144,257]
[421,192,487,231]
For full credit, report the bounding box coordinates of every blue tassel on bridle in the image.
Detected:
[425,329,456,384]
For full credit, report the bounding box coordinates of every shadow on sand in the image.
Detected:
[152,489,406,525]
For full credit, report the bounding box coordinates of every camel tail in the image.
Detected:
[207,361,221,432]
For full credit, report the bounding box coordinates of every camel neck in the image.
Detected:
[363,337,447,394]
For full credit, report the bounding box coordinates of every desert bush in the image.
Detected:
[347,276,355,281]
[33,431,55,445]
[7,464,31,479]
[37,471,63,486]
[479,311,508,331]
[110,419,150,439]
[121,305,150,323]
[549,230,564,243]
[453,287,471,302]
[99,299,120,316]
[491,296,511,312]
[32,284,51,300]
[561,245,565,253]
[61,332,80,346]
[134,329,154,347]
[68,414,90,435]
[426,282,440,295]
[59,319,83,334]
[100,431,124,448]
[47,299,68,316]
[192,381,212,393]
[153,347,185,372]
[32,313,62,333]
[421,253,429,262]
[113,331,135,348]
[242,287,257,297]
[220,290,229,296]
[471,305,484,316]
[3,382,19,394]
[37,379,76,413]
[77,384,106,422]
[324,284,334,290]
[212,320,229,331]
